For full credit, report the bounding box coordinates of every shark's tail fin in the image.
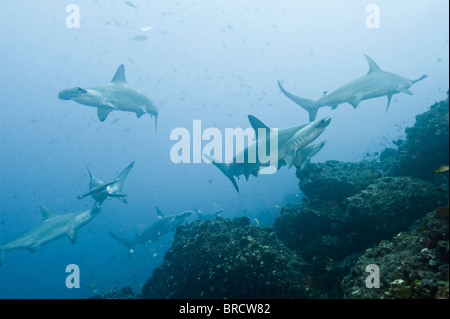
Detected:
[108,232,135,255]
[278,80,318,121]
[203,154,239,193]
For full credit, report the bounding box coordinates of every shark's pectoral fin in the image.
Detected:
[67,228,78,244]
[27,244,40,253]
[97,108,112,122]
[400,89,413,95]
[108,193,128,198]
[118,197,128,204]
[293,149,303,169]
[135,110,145,118]
[331,105,338,110]
[284,150,295,169]
[386,95,393,113]
[349,100,360,109]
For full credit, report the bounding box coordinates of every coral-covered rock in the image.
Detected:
[396,97,449,183]
[343,176,446,251]
[141,217,312,299]
[296,160,382,205]
[273,201,346,253]
[88,286,139,299]
[341,208,449,299]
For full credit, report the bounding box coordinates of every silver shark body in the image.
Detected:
[0,204,101,265]
[204,115,331,192]
[77,161,135,205]
[278,55,427,121]
[58,64,160,130]
[109,207,192,255]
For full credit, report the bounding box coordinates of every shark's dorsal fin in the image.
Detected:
[248,115,271,140]
[364,55,382,74]
[156,207,164,219]
[111,64,127,84]
[39,205,58,221]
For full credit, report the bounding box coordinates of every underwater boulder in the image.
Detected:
[141,217,312,299]
[273,202,346,252]
[343,176,445,251]
[296,160,382,205]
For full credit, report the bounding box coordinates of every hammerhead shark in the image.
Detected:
[58,64,161,130]
[278,55,427,121]
[108,207,193,255]
[77,161,135,205]
[0,203,101,266]
[204,115,331,192]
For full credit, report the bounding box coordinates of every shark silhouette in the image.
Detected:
[108,207,192,255]
[0,203,101,266]
[204,115,331,192]
[58,64,161,130]
[77,161,135,206]
[278,55,427,121]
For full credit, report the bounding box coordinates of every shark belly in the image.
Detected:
[96,84,157,116]
[319,72,405,107]
[1,219,71,252]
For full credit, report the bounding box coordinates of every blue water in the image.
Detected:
[0,0,448,298]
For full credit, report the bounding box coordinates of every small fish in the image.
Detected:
[253,218,259,227]
[131,35,148,42]
[124,1,137,9]
[141,26,153,32]
[435,165,449,173]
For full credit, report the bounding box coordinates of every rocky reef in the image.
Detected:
[91,95,448,299]
[272,95,449,298]
[341,208,449,299]
[141,217,312,299]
